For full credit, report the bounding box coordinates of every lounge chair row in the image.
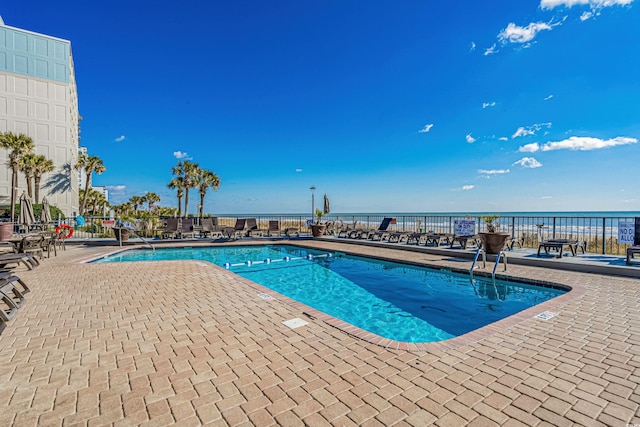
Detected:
[0,244,38,335]
[335,218,536,252]
[222,219,299,240]
[160,218,300,240]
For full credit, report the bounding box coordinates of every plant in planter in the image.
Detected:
[309,208,327,237]
[478,214,510,254]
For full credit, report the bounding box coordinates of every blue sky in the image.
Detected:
[3,0,640,214]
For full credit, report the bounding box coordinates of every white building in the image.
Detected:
[0,17,80,216]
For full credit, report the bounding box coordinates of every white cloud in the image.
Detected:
[466,133,476,143]
[540,0,633,10]
[512,122,552,138]
[114,135,125,142]
[484,44,498,56]
[470,41,477,51]
[105,185,126,191]
[498,22,555,44]
[295,168,303,173]
[544,94,554,100]
[482,102,496,108]
[478,169,510,175]
[513,127,535,138]
[462,185,475,191]
[173,151,189,159]
[419,124,434,133]
[541,196,553,199]
[519,142,541,153]
[513,157,543,168]
[499,137,509,141]
[580,11,594,19]
[539,136,637,151]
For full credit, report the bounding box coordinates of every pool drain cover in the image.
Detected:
[535,311,558,320]
[258,293,275,300]
[282,318,309,329]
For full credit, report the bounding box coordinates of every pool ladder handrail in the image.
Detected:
[470,248,507,279]
[119,227,155,251]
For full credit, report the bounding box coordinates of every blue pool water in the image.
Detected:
[94,245,566,343]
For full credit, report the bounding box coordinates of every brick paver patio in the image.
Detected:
[0,239,639,426]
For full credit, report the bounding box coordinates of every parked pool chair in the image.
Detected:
[21,234,44,260]
[537,239,586,258]
[179,218,196,239]
[361,218,395,240]
[337,221,360,238]
[162,218,180,239]
[266,221,282,237]
[200,217,223,238]
[224,218,247,239]
[246,218,266,237]
[626,245,640,265]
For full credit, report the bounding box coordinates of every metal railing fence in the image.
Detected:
[64,214,638,256]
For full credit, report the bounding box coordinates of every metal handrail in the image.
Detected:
[118,226,155,251]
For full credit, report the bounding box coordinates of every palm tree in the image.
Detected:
[32,155,54,204]
[144,192,160,213]
[167,177,185,218]
[18,152,38,201]
[80,188,108,216]
[195,169,221,219]
[0,132,35,221]
[74,152,106,216]
[129,195,144,213]
[171,160,199,217]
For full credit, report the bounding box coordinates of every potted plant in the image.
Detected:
[112,217,133,241]
[478,215,511,254]
[309,208,327,237]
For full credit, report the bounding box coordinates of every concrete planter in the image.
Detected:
[0,222,14,241]
[309,224,326,238]
[478,232,511,254]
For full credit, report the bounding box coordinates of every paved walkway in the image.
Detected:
[0,239,639,426]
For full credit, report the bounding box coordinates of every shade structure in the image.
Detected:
[19,191,35,227]
[40,196,52,224]
[323,193,330,215]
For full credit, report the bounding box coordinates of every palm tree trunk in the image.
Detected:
[26,175,33,201]
[184,189,190,218]
[177,195,183,218]
[10,161,18,221]
[199,192,205,219]
[80,175,92,215]
[34,175,41,204]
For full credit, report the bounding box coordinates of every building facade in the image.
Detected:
[0,17,79,217]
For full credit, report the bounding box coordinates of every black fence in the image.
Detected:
[64,213,640,256]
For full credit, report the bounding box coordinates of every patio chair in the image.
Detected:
[21,234,44,260]
[0,270,30,295]
[337,221,359,238]
[362,218,394,240]
[162,218,179,239]
[0,284,20,323]
[223,218,247,239]
[246,218,265,237]
[179,218,195,239]
[40,231,56,258]
[267,220,281,237]
[0,252,39,270]
[537,239,586,258]
[200,217,223,238]
[626,245,640,265]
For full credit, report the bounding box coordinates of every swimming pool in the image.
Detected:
[94,245,567,343]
